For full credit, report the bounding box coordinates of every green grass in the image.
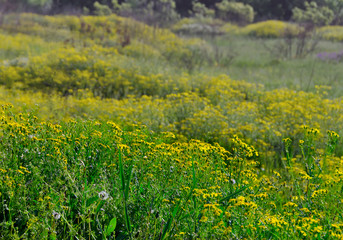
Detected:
[0,106,342,239]
[2,14,343,239]
[195,35,343,98]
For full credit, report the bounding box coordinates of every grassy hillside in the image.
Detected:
[1,14,343,239]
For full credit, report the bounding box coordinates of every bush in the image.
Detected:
[316,0,343,25]
[220,22,239,34]
[171,18,225,35]
[292,1,334,26]
[114,0,179,27]
[215,0,254,25]
[192,1,215,19]
[318,25,343,41]
[241,20,300,38]
[93,1,112,16]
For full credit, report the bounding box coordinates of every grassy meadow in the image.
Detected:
[1,13,343,239]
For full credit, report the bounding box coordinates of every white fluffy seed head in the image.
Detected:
[52,210,61,220]
[98,191,109,200]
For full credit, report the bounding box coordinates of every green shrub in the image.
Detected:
[292,1,334,26]
[324,0,343,25]
[241,20,300,38]
[171,18,225,35]
[93,1,112,16]
[318,25,343,41]
[113,0,179,27]
[215,0,254,25]
[192,1,215,19]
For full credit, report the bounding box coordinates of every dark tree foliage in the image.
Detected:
[0,0,311,21]
[0,0,30,13]
[173,0,224,17]
[239,0,305,20]
[174,0,193,16]
[173,0,305,20]
[51,0,113,13]
[153,0,278,24]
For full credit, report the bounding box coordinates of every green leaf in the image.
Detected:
[119,151,126,195]
[161,186,194,240]
[105,217,117,237]
[124,164,133,200]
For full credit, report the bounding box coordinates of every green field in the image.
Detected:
[1,13,343,239]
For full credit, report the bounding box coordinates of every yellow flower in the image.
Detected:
[200,216,208,222]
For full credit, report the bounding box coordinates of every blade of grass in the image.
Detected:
[192,157,198,233]
[160,201,180,240]
[118,150,132,239]
[161,182,196,240]
[125,164,133,200]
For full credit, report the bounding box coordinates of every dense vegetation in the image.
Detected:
[1,13,343,239]
[1,0,343,23]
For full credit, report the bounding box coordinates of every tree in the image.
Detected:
[93,1,112,15]
[293,1,334,26]
[1,0,50,12]
[113,0,179,26]
[215,0,254,24]
[313,0,343,24]
[192,0,214,18]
